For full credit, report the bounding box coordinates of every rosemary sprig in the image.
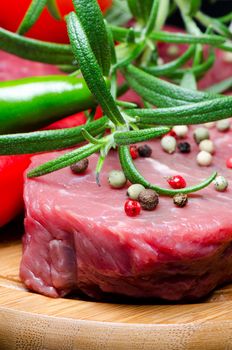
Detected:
[110,25,226,46]
[114,126,170,145]
[0,0,231,198]
[17,0,47,36]
[0,117,108,155]
[67,11,125,126]
[126,97,232,125]
[118,145,217,196]
[0,27,74,65]
[27,143,102,178]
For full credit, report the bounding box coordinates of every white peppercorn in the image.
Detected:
[161,135,176,154]
[193,127,210,144]
[108,170,127,188]
[196,151,213,166]
[167,45,179,57]
[204,122,215,129]
[199,139,215,154]
[216,119,231,132]
[127,184,145,200]
[223,52,232,63]
[172,125,189,138]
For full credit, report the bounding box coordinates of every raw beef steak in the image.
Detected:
[21,126,232,300]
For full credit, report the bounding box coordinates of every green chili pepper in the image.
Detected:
[0,75,100,134]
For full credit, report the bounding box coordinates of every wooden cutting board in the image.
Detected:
[1,225,232,350]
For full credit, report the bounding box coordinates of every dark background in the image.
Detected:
[169,0,232,27]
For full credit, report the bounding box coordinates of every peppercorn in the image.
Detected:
[173,193,188,208]
[204,122,215,129]
[161,135,176,154]
[199,139,215,154]
[130,145,138,159]
[138,144,152,158]
[138,189,159,211]
[226,157,232,169]
[178,142,191,154]
[108,170,127,189]
[214,175,228,192]
[216,119,231,132]
[167,45,179,57]
[193,127,210,144]
[127,184,145,200]
[172,125,188,138]
[124,199,141,217]
[196,151,213,166]
[70,158,89,174]
[223,52,232,63]
[167,175,186,189]
[164,130,177,139]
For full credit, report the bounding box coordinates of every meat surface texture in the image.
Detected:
[21,126,232,301]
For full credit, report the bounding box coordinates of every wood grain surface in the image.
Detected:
[1,226,232,350]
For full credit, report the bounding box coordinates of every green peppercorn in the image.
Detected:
[173,193,188,207]
[138,189,159,211]
[127,184,145,200]
[108,170,127,189]
[70,158,89,174]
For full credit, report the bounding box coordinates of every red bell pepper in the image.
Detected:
[0,109,103,228]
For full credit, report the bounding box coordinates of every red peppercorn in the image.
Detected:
[163,130,177,139]
[226,157,232,169]
[130,145,138,159]
[167,175,186,189]
[124,200,141,217]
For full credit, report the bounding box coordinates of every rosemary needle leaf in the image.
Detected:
[206,77,232,94]
[27,143,101,178]
[0,117,107,155]
[168,48,215,79]
[144,0,159,36]
[0,27,73,65]
[124,64,213,107]
[73,0,111,76]
[67,12,125,126]
[114,42,146,71]
[81,128,105,145]
[143,45,195,77]
[119,145,217,196]
[17,0,47,36]
[116,100,138,108]
[110,25,226,46]
[150,30,226,46]
[47,0,62,20]
[114,126,170,145]
[126,96,232,125]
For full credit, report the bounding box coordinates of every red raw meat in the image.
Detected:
[21,126,232,300]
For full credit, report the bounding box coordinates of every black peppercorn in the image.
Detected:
[70,158,89,174]
[173,193,188,207]
[138,189,159,210]
[177,142,191,154]
[138,144,152,157]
